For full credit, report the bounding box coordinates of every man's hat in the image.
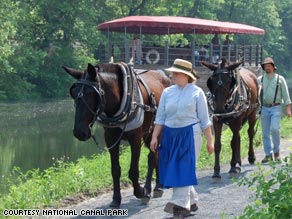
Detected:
[165,59,199,81]
[261,57,277,70]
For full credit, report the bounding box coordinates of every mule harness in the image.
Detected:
[72,63,157,150]
[207,68,258,119]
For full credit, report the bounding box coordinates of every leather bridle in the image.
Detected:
[209,71,235,95]
[207,69,240,118]
[70,77,105,119]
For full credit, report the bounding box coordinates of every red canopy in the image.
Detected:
[98,16,265,35]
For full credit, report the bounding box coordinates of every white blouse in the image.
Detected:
[155,83,212,133]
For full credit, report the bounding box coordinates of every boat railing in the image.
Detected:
[94,40,263,67]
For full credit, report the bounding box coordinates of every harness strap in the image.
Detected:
[97,63,134,125]
[273,74,280,104]
[134,69,157,114]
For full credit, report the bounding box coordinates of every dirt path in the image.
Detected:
[35,138,292,219]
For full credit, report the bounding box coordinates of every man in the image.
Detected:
[223,35,232,45]
[222,35,233,61]
[259,57,291,163]
[131,34,143,64]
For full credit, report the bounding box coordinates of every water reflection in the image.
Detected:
[0,99,105,195]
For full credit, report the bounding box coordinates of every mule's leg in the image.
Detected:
[143,151,154,198]
[213,120,223,181]
[229,124,242,175]
[142,136,154,200]
[105,129,122,208]
[125,130,147,200]
[138,150,156,205]
[143,136,163,199]
[247,112,257,164]
[153,151,163,198]
[147,150,163,198]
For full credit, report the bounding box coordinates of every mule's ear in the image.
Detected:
[87,63,97,79]
[228,61,243,71]
[62,66,83,79]
[200,61,217,71]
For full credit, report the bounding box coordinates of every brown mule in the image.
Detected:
[63,62,171,207]
[201,59,259,180]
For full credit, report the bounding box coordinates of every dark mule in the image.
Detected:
[201,59,259,181]
[63,62,171,207]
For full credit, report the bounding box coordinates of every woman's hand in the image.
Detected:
[204,126,214,155]
[150,124,163,152]
[150,138,158,152]
[207,142,214,155]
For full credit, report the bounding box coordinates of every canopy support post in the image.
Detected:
[138,26,142,64]
[191,29,196,67]
[165,27,170,66]
[107,27,113,61]
[124,27,130,62]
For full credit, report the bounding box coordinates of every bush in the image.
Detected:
[237,154,292,219]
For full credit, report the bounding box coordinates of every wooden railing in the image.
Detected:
[94,40,263,67]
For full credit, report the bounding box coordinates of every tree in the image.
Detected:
[0,0,25,100]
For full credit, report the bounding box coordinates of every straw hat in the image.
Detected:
[165,59,199,81]
[261,57,277,70]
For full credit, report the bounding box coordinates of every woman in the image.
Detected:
[150,59,214,219]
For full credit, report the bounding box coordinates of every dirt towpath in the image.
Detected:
[35,138,291,219]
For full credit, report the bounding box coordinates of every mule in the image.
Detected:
[63,62,171,207]
[201,59,259,180]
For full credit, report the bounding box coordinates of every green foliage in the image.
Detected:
[280,117,292,139]
[197,121,262,170]
[0,148,128,210]
[236,118,292,219]
[236,155,292,219]
[0,0,18,100]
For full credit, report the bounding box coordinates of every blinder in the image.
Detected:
[207,70,236,94]
[69,83,77,98]
[69,78,105,117]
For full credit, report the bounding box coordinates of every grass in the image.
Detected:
[0,117,290,214]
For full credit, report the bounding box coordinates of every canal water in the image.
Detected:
[0,99,105,195]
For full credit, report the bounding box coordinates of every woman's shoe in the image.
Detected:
[173,205,190,219]
[191,203,198,212]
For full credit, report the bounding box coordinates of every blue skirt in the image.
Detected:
[159,124,197,188]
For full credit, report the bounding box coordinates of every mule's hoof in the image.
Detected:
[134,187,146,199]
[109,200,121,208]
[228,166,241,178]
[153,188,164,198]
[141,195,151,205]
[212,175,221,183]
[235,166,241,173]
[248,157,256,165]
